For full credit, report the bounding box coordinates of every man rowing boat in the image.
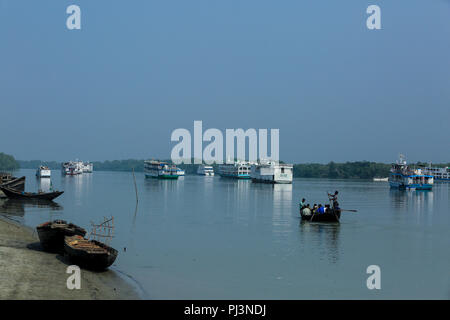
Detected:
[327,191,339,209]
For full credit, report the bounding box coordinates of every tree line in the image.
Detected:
[0,153,19,171]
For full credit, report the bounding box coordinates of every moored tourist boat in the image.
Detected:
[389,155,433,190]
[36,220,86,253]
[218,161,252,179]
[144,160,179,179]
[422,165,450,181]
[64,235,118,270]
[250,161,293,184]
[197,164,215,176]
[0,186,64,201]
[36,166,51,178]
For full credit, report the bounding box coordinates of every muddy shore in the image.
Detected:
[0,216,140,299]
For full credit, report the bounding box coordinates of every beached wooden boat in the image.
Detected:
[0,175,25,197]
[0,186,64,201]
[36,220,86,253]
[300,208,341,222]
[64,235,118,270]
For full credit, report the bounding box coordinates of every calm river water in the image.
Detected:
[1,169,449,299]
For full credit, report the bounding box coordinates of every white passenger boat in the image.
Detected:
[389,155,433,190]
[197,165,214,176]
[36,166,51,178]
[373,177,388,182]
[176,168,185,176]
[62,161,83,176]
[81,162,93,173]
[218,161,252,179]
[422,165,450,181]
[250,161,293,184]
[144,160,179,179]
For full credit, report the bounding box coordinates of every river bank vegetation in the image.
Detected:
[16,158,450,179]
[0,153,19,171]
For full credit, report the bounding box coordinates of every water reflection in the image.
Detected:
[299,222,341,264]
[0,198,63,217]
[390,189,434,211]
[37,177,52,192]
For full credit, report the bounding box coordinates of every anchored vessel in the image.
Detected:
[62,161,93,175]
[144,160,179,179]
[251,161,293,184]
[422,165,450,181]
[218,161,252,179]
[389,155,433,190]
[0,186,64,201]
[36,220,86,253]
[36,166,51,178]
[0,173,25,197]
[197,164,215,176]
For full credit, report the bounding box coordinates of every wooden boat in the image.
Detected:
[0,175,25,197]
[64,235,118,270]
[36,220,86,253]
[0,186,64,201]
[300,208,341,222]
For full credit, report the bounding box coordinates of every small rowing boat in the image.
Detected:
[0,186,64,201]
[64,235,118,270]
[36,220,86,253]
[300,208,341,222]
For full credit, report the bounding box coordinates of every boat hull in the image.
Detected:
[0,176,26,197]
[64,236,118,270]
[37,221,86,253]
[301,209,341,222]
[0,186,64,201]
[389,181,432,190]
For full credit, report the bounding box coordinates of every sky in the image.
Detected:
[0,0,449,163]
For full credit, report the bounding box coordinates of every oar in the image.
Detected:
[340,209,358,213]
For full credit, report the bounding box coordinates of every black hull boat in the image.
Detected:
[0,176,25,197]
[0,186,64,201]
[301,208,341,222]
[37,220,86,253]
[64,235,118,270]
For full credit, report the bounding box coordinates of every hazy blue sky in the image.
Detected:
[1,0,449,163]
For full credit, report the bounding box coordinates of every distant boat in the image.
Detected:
[176,168,185,176]
[36,220,86,253]
[197,165,215,176]
[36,166,51,178]
[389,155,433,190]
[422,165,450,181]
[144,160,179,179]
[0,186,64,201]
[250,161,293,184]
[218,161,252,179]
[373,177,388,182]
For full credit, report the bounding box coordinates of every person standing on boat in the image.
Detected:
[299,198,306,211]
[328,191,339,208]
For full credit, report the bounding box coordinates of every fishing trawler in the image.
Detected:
[422,165,450,181]
[389,155,433,190]
[250,161,293,184]
[36,166,51,178]
[218,161,252,179]
[197,165,215,176]
[144,160,179,179]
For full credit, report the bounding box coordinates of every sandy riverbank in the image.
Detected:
[0,216,140,299]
